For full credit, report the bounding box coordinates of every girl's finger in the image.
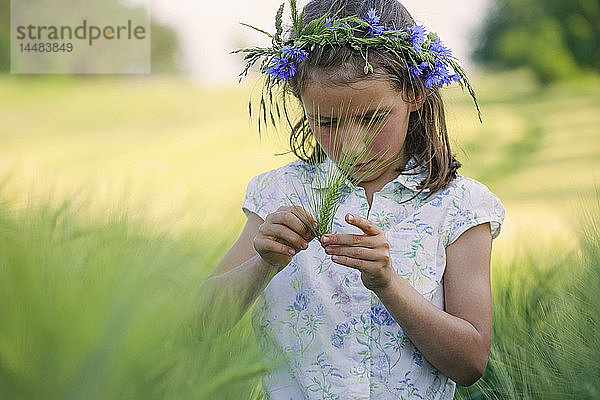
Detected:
[259,223,309,250]
[324,245,381,261]
[254,237,296,256]
[345,213,382,236]
[273,237,301,254]
[329,254,382,271]
[269,210,315,241]
[320,234,378,247]
[290,206,318,236]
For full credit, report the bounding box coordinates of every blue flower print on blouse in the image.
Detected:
[336,184,353,203]
[412,348,424,367]
[429,188,451,207]
[293,292,309,311]
[299,162,317,174]
[331,321,351,348]
[394,371,424,399]
[426,265,436,278]
[332,284,351,305]
[335,322,350,335]
[370,305,396,326]
[453,208,474,229]
[331,334,344,348]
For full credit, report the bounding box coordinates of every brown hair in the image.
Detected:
[277,0,463,201]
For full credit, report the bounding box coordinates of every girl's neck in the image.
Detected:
[358,152,410,208]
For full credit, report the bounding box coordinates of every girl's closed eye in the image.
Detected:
[362,113,386,125]
[317,115,385,128]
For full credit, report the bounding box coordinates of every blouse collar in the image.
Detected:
[309,155,431,193]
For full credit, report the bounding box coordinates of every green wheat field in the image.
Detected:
[0,69,599,399]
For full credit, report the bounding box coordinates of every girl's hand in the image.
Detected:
[254,205,317,272]
[320,213,395,292]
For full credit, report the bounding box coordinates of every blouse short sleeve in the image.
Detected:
[241,170,281,221]
[443,177,506,248]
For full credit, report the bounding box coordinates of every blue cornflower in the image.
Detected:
[364,8,385,37]
[265,55,297,81]
[439,71,461,87]
[449,73,461,85]
[407,24,427,52]
[281,44,309,63]
[424,66,443,88]
[293,291,309,311]
[323,16,341,30]
[365,8,380,25]
[369,24,385,37]
[370,305,396,326]
[429,37,452,58]
[408,61,429,79]
[422,61,460,88]
[393,28,406,36]
[409,58,460,88]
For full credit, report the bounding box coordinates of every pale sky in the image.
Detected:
[150,0,492,86]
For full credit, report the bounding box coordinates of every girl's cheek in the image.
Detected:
[314,134,333,156]
[314,132,330,151]
[371,124,407,153]
[370,131,393,152]
[314,129,340,154]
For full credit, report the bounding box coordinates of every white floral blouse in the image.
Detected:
[242,155,506,400]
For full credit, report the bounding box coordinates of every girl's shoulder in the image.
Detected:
[242,159,319,220]
[246,159,322,187]
[438,173,506,245]
[447,173,502,202]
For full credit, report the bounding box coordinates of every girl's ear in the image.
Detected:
[408,92,424,112]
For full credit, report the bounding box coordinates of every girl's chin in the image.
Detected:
[348,168,379,183]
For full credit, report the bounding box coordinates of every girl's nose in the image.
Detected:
[340,124,367,159]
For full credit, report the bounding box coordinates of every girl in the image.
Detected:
[201,0,505,398]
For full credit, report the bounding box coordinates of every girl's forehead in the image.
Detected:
[303,75,394,96]
[301,78,401,117]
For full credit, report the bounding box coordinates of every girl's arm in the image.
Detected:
[194,211,275,335]
[321,213,492,386]
[195,207,316,335]
[377,222,492,386]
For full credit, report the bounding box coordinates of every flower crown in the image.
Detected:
[232,0,482,134]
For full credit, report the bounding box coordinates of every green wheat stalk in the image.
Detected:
[283,100,397,239]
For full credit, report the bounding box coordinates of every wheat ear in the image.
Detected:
[287,100,398,239]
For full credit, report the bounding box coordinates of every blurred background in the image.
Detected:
[0,0,599,398]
